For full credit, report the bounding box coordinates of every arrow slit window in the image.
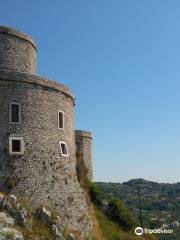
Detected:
[58,111,64,130]
[10,102,21,123]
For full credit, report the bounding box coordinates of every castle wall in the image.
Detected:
[75,130,93,181]
[0,72,91,234]
[0,27,36,74]
[0,26,93,235]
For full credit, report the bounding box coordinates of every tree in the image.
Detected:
[89,182,105,207]
[108,197,136,231]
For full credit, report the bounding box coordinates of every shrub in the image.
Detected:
[108,197,136,231]
[89,182,105,207]
[0,26,12,33]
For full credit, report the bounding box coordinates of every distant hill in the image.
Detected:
[96,179,180,240]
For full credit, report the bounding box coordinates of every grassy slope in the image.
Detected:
[90,205,156,240]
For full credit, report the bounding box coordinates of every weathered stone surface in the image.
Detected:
[35,207,52,226]
[75,130,93,181]
[0,26,36,74]
[0,194,71,239]
[67,233,75,240]
[0,72,92,234]
[0,194,5,203]
[0,212,15,229]
[0,70,73,99]
[0,199,26,227]
[0,227,23,240]
[5,203,16,218]
[0,210,23,240]
[52,224,59,235]
[15,212,26,226]
[9,195,17,204]
[0,26,93,235]
[52,224,65,240]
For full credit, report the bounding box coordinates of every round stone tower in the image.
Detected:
[0,26,36,73]
[75,130,93,181]
[0,26,91,235]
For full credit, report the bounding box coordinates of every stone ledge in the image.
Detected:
[0,69,74,100]
[0,26,36,50]
[75,130,92,139]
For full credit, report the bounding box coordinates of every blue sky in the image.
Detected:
[1,1,180,183]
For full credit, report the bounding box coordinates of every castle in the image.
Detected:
[0,26,93,235]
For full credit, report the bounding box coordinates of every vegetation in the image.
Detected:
[89,182,136,232]
[76,152,90,192]
[108,197,135,231]
[89,182,105,207]
[96,179,180,240]
[91,206,155,240]
[21,219,53,240]
[0,26,12,33]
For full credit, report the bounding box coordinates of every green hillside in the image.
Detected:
[96,179,180,240]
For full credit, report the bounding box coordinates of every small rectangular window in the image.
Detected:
[10,102,21,123]
[12,140,21,152]
[58,111,64,129]
[9,137,24,155]
[59,141,69,157]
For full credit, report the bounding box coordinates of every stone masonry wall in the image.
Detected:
[0,26,93,236]
[0,26,36,74]
[0,70,91,235]
[75,130,93,181]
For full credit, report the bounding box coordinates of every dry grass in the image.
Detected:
[89,205,156,240]
[89,205,106,240]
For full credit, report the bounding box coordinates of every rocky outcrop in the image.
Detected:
[0,193,81,240]
[0,211,23,240]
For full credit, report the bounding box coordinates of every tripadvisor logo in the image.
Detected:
[135,227,143,236]
[135,227,173,235]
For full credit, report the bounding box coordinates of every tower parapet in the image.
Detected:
[0,26,36,74]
